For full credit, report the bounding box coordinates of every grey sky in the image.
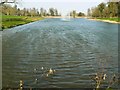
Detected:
[17,0,107,15]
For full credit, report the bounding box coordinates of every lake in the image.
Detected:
[2,18,118,88]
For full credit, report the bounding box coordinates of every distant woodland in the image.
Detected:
[0,3,85,17]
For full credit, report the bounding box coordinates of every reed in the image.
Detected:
[91,54,119,90]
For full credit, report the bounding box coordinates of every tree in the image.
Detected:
[98,3,106,17]
[30,8,37,17]
[87,8,91,17]
[14,4,17,15]
[108,2,119,17]
[49,8,55,16]
[17,8,21,16]
[40,8,44,17]
[36,9,39,16]
[1,0,20,5]
[2,4,12,15]
[89,1,120,18]
[54,9,58,16]
[118,1,120,17]
[103,7,109,17]
[71,10,76,18]
[43,9,47,16]
[77,12,85,17]
[91,7,100,17]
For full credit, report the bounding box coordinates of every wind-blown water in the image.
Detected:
[2,18,118,88]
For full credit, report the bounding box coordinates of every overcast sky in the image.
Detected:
[16,0,107,15]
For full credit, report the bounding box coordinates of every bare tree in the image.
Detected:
[0,0,21,5]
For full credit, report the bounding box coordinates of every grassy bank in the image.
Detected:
[1,15,44,29]
[87,17,120,24]
[96,17,120,22]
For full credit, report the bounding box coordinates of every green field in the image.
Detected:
[1,15,44,29]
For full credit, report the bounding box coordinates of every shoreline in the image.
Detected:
[2,16,119,30]
[45,16,62,18]
[87,18,120,24]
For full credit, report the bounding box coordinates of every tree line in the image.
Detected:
[1,4,61,17]
[0,0,85,18]
[1,4,85,18]
[87,2,120,18]
[70,10,85,18]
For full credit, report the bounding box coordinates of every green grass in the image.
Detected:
[1,15,44,29]
[2,21,28,29]
[97,17,120,22]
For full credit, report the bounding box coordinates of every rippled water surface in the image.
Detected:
[2,18,118,88]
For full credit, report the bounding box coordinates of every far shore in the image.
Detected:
[87,18,120,24]
[45,16,85,19]
[45,16,62,18]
